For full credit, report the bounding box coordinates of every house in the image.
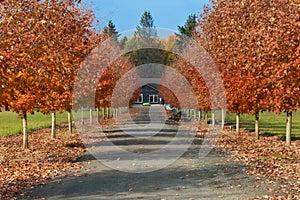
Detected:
[135,84,164,104]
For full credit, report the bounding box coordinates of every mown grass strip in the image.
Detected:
[0,111,68,137]
[225,111,300,138]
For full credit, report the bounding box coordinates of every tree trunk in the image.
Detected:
[221,109,225,130]
[111,108,115,118]
[68,110,72,133]
[96,108,99,122]
[201,110,203,120]
[106,107,109,119]
[101,108,104,118]
[81,108,84,125]
[22,113,29,149]
[286,111,292,147]
[236,114,240,134]
[255,112,260,140]
[115,108,118,117]
[51,112,56,139]
[205,111,208,123]
[89,108,93,125]
[211,110,215,125]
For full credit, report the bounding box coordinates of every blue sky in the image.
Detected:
[83,0,210,34]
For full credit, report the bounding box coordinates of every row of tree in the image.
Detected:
[0,4,179,149]
[1,0,97,148]
[1,0,299,148]
[201,0,299,146]
[0,0,138,148]
[161,0,299,147]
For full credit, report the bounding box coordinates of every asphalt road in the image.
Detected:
[24,106,275,200]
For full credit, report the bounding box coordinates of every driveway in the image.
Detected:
[24,106,275,199]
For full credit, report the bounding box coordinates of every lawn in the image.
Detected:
[0,111,68,137]
[2,109,300,139]
[224,111,300,138]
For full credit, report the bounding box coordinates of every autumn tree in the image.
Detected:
[95,56,139,109]
[0,0,99,147]
[37,1,101,138]
[197,0,300,144]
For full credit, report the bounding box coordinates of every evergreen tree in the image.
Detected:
[178,14,198,36]
[103,20,119,41]
[176,14,198,50]
[124,11,166,77]
[134,11,159,47]
[119,36,128,49]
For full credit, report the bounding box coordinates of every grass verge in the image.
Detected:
[225,111,300,139]
[0,111,68,137]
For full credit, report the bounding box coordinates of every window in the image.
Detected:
[149,95,159,103]
[136,94,143,103]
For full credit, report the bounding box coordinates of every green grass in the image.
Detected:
[224,111,300,138]
[0,111,68,137]
[2,109,300,139]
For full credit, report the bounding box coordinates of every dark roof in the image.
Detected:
[142,84,159,92]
